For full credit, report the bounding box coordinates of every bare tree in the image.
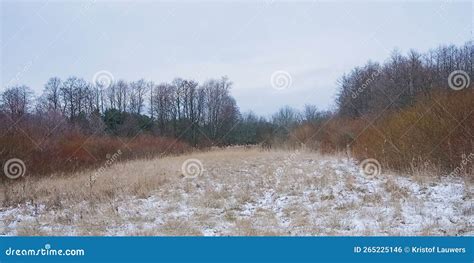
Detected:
[43,77,62,112]
[1,85,33,120]
[129,79,149,114]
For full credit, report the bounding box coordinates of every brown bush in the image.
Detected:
[0,128,190,179]
[352,90,473,174]
[289,90,473,176]
[290,118,366,153]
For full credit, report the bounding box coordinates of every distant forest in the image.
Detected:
[1,41,473,177]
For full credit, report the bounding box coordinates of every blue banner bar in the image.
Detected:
[0,237,472,262]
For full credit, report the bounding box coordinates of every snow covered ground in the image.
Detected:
[0,148,472,236]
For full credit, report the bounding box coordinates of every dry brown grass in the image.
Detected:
[0,147,471,236]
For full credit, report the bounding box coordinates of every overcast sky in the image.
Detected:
[1,0,472,116]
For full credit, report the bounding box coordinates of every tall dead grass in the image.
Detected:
[290,90,473,176]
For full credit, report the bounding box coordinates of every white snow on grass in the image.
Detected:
[0,148,472,236]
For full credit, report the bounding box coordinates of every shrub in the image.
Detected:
[289,90,473,176]
[352,90,473,175]
[0,126,190,179]
[290,117,366,153]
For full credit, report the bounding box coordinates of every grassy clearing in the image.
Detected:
[0,147,472,236]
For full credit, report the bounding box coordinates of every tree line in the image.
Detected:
[2,76,238,145]
[337,41,473,117]
[1,41,472,150]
